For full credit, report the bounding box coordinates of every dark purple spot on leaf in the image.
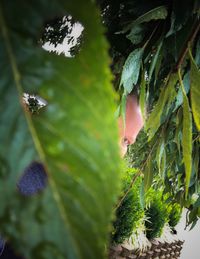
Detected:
[17,162,47,196]
[0,236,5,256]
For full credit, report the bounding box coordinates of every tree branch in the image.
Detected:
[175,19,200,71]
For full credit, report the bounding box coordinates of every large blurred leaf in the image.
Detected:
[120,48,143,93]
[0,1,121,258]
[190,50,200,131]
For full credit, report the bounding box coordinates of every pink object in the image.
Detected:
[118,94,144,156]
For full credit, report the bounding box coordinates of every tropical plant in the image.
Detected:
[0,1,121,258]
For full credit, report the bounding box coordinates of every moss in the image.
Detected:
[111,169,144,244]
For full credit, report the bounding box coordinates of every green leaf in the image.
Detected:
[193,142,199,182]
[121,92,127,128]
[189,50,200,131]
[174,73,190,110]
[139,180,145,210]
[148,40,163,82]
[114,105,121,119]
[194,195,200,208]
[154,48,163,86]
[160,147,166,179]
[144,156,153,192]
[156,140,166,178]
[195,37,200,67]
[120,48,143,93]
[189,217,198,231]
[145,73,178,140]
[178,70,192,197]
[139,70,146,120]
[126,25,144,45]
[175,108,183,154]
[125,6,168,32]
[0,1,121,258]
[182,99,192,196]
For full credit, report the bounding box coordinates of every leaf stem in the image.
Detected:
[115,138,158,210]
[175,19,200,71]
[177,69,186,95]
[0,8,45,163]
[142,25,159,50]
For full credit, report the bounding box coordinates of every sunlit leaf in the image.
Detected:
[145,73,178,139]
[139,70,146,120]
[178,70,192,197]
[144,156,153,192]
[189,49,200,131]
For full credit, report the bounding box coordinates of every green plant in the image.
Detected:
[145,189,168,239]
[1,0,200,257]
[99,0,200,227]
[168,203,182,228]
[112,169,144,244]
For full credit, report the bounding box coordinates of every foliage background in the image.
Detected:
[99,0,200,228]
[0,1,122,258]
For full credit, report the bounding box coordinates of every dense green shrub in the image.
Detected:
[145,190,168,239]
[168,203,182,228]
[111,169,144,244]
